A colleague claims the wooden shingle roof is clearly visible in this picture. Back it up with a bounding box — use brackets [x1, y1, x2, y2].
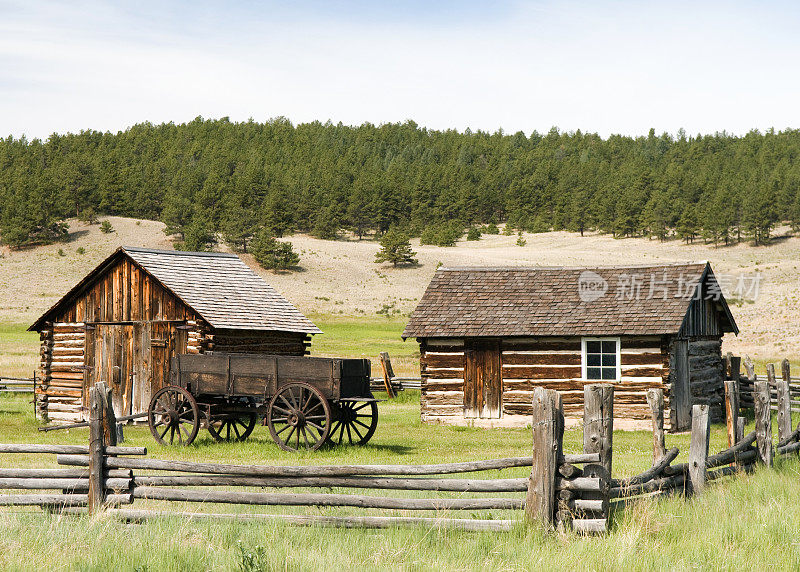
[403, 263, 738, 339]
[31, 247, 320, 334]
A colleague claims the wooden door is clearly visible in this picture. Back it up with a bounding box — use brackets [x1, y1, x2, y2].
[464, 340, 502, 419]
[147, 322, 188, 411]
[92, 324, 135, 417]
[672, 339, 691, 431]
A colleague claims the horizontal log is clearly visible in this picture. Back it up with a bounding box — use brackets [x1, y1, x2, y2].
[502, 353, 581, 366]
[501, 340, 580, 352]
[97, 508, 516, 532]
[58, 453, 598, 476]
[611, 447, 680, 488]
[620, 352, 663, 366]
[0, 468, 130, 479]
[0, 478, 89, 489]
[777, 440, 800, 456]
[610, 473, 686, 498]
[501, 366, 582, 380]
[131, 475, 529, 492]
[0, 444, 145, 455]
[132, 487, 525, 511]
[420, 354, 465, 368]
[556, 477, 605, 492]
[568, 499, 605, 512]
[0, 493, 130, 506]
[571, 519, 608, 534]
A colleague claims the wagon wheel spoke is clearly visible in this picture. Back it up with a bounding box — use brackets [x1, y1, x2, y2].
[272, 405, 292, 416]
[350, 422, 364, 441]
[305, 401, 323, 416]
[279, 395, 295, 413]
[307, 420, 324, 432]
[275, 423, 291, 436]
[352, 403, 371, 413]
[353, 419, 371, 431]
[159, 424, 170, 440]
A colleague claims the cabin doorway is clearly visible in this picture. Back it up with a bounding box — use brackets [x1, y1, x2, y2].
[90, 324, 136, 417]
[464, 340, 502, 418]
[672, 339, 691, 431]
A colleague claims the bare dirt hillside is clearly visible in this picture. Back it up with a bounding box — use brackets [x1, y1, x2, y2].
[1, 217, 798, 361]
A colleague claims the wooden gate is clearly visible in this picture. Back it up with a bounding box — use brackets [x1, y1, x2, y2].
[464, 340, 502, 419]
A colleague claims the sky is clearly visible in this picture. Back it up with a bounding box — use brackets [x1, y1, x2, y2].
[1, 0, 800, 140]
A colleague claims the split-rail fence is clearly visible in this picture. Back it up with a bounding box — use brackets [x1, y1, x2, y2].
[1, 366, 799, 533]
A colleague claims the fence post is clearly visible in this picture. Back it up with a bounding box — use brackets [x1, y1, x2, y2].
[724, 379, 739, 448]
[688, 404, 710, 494]
[646, 388, 666, 464]
[581, 384, 613, 533]
[526, 387, 563, 530]
[754, 380, 773, 467]
[583, 384, 614, 476]
[773, 363, 792, 443]
[87, 385, 104, 514]
[379, 352, 396, 399]
[729, 356, 741, 384]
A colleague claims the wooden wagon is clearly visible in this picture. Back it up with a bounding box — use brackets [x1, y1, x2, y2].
[148, 353, 378, 451]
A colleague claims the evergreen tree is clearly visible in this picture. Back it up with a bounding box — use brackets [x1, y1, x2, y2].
[374, 230, 418, 267]
[251, 230, 300, 270]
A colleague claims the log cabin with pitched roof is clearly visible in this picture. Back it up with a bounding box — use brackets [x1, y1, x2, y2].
[30, 247, 320, 424]
[403, 262, 738, 431]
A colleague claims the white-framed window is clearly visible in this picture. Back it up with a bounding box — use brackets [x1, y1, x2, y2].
[581, 337, 621, 381]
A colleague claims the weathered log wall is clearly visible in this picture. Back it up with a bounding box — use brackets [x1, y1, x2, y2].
[688, 337, 724, 421]
[36, 323, 86, 424]
[419, 336, 670, 428]
[210, 329, 311, 355]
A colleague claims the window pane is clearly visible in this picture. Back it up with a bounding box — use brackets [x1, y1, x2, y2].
[601, 367, 616, 380]
[587, 367, 602, 380]
[602, 340, 617, 354]
[587, 354, 601, 366]
[586, 341, 601, 353]
[602, 354, 616, 366]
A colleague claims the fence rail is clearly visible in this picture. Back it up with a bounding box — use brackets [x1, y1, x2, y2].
[0, 375, 35, 394]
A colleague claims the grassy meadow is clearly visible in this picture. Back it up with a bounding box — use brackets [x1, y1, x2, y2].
[1, 390, 800, 570]
[2, 315, 800, 569]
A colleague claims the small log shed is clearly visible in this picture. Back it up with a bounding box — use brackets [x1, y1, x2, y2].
[30, 247, 320, 424]
[403, 263, 738, 431]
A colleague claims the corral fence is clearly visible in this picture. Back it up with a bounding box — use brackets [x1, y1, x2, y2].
[0, 374, 35, 394]
[1, 374, 798, 534]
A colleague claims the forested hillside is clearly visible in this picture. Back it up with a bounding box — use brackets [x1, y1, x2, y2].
[1, 118, 798, 249]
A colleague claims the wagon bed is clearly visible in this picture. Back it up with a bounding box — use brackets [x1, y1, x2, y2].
[146, 353, 379, 451]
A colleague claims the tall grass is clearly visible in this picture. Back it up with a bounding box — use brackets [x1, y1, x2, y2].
[2, 391, 799, 570]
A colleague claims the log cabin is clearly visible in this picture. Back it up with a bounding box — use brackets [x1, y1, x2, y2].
[30, 247, 320, 424]
[402, 263, 738, 431]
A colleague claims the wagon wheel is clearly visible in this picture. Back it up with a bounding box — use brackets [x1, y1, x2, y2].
[207, 398, 258, 442]
[328, 400, 378, 446]
[266, 382, 331, 452]
[148, 386, 200, 446]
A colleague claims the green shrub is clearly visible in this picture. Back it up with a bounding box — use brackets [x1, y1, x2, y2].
[466, 227, 481, 241]
[251, 230, 300, 270]
[516, 231, 527, 246]
[57, 248, 65, 256]
[100, 220, 114, 234]
[76, 247, 86, 255]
